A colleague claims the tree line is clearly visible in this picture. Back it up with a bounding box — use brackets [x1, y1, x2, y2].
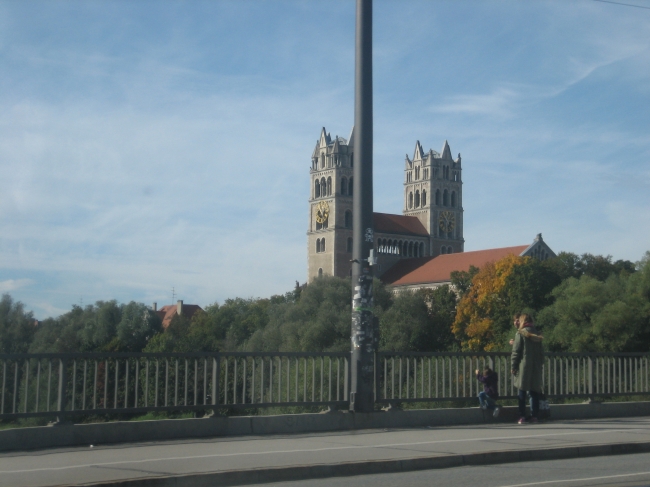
[1, 251, 649, 355]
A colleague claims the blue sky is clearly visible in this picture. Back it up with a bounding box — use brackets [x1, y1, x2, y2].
[1, 0, 649, 319]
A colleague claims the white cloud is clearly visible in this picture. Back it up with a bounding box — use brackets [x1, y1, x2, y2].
[0, 279, 34, 293]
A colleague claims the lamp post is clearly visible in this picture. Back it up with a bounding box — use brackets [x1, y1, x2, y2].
[350, 0, 376, 413]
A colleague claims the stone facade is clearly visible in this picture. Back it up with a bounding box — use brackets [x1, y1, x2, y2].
[307, 127, 464, 282]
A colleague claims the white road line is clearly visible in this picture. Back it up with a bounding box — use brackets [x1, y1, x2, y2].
[0, 427, 644, 475]
[499, 470, 650, 487]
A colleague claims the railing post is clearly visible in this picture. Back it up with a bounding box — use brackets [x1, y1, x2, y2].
[55, 358, 68, 424]
[588, 355, 595, 403]
[210, 355, 220, 417]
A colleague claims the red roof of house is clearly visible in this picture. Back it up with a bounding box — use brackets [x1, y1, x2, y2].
[381, 245, 529, 287]
[373, 212, 428, 236]
[156, 304, 204, 329]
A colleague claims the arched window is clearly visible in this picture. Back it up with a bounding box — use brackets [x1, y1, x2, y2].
[447, 246, 453, 254]
[414, 243, 419, 257]
[341, 177, 347, 195]
[320, 177, 326, 197]
[322, 238, 326, 252]
[419, 242, 425, 256]
[422, 190, 427, 207]
[408, 241, 414, 257]
[327, 177, 332, 196]
[320, 154, 325, 169]
[451, 191, 456, 207]
[316, 220, 322, 230]
[318, 268, 323, 278]
[347, 237, 353, 253]
[415, 190, 420, 208]
[388, 239, 393, 254]
[443, 189, 449, 206]
[435, 190, 440, 206]
[315, 180, 320, 198]
[408, 192, 413, 209]
[316, 239, 321, 253]
[348, 177, 353, 196]
[345, 210, 352, 228]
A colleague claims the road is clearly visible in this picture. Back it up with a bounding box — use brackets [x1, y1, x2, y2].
[1, 417, 650, 486]
[248, 452, 650, 487]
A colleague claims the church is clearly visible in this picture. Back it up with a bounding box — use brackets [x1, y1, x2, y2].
[307, 127, 556, 290]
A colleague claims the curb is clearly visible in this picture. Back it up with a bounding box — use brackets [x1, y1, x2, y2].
[81, 440, 650, 487]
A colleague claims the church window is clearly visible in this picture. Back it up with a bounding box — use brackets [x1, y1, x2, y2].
[348, 177, 353, 196]
[447, 246, 452, 254]
[443, 190, 449, 206]
[316, 239, 321, 253]
[451, 191, 456, 207]
[415, 190, 420, 208]
[408, 241, 413, 257]
[316, 220, 322, 230]
[422, 190, 427, 207]
[327, 177, 332, 196]
[408, 192, 413, 209]
[345, 210, 352, 228]
[420, 242, 425, 256]
[315, 180, 320, 198]
[414, 243, 419, 257]
[341, 177, 347, 195]
[347, 237, 352, 253]
[443, 166, 449, 179]
[435, 190, 440, 206]
[320, 177, 326, 197]
[453, 172, 458, 182]
[318, 268, 323, 278]
[441, 246, 446, 255]
[323, 217, 328, 229]
[320, 154, 325, 169]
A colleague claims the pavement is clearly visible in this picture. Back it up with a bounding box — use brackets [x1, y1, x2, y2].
[2, 416, 650, 487]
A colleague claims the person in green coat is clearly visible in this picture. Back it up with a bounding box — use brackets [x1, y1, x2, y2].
[511, 313, 544, 424]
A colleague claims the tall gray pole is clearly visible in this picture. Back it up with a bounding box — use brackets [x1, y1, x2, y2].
[350, 0, 376, 413]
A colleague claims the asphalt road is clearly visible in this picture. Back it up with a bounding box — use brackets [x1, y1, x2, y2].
[2, 417, 650, 487]
[249, 452, 650, 487]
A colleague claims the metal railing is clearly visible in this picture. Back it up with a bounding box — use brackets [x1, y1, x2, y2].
[0, 352, 349, 420]
[375, 352, 650, 405]
[1, 351, 648, 420]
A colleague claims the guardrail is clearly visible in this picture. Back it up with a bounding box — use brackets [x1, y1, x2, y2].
[375, 352, 650, 405]
[1, 351, 648, 420]
[0, 352, 349, 421]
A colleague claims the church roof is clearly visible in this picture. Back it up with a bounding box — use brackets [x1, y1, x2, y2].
[381, 245, 530, 287]
[373, 212, 429, 236]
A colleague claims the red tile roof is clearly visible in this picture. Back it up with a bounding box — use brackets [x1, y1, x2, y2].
[382, 245, 529, 287]
[156, 304, 204, 329]
[373, 212, 428, 236]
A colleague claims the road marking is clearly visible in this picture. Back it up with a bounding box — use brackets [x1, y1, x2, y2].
[499, 470, 650, 487]
[0, 427, 644, 475]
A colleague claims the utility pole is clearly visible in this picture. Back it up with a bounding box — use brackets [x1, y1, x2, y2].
[350, 0, 376, 413]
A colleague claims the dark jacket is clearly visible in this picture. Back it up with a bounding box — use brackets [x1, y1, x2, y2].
[511, 323, 544, 392]
[476, 370, 499, 399]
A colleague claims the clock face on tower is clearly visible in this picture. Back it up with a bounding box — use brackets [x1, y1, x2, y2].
[439, 211, 455, 233]
[315, 201, 330, 224]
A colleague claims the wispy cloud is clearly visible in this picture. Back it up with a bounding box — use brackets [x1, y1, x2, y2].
[0, 279, 34, 293]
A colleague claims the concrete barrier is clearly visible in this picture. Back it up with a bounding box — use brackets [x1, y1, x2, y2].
[2, 401, 650, 453]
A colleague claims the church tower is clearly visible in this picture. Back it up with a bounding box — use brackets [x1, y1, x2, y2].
[307, 127, 355, 281]
[403, 140, 464, 256]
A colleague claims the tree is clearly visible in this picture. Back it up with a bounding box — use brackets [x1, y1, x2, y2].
[450, 266, 479, 298]
[117, 302, 162, 352]
[538, 256, 650, 352]
[0, 294, 36, 354]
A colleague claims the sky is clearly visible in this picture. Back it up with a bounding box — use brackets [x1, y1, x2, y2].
[1, 0, 649, 319]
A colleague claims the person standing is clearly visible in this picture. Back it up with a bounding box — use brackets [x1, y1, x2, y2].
[511, 313, 544, 424]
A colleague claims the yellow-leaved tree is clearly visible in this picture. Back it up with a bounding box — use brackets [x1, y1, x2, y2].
[452, 254, 529, 351]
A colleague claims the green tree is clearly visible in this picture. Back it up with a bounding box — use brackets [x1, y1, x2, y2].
[0, 294, 36, 353]
[117, 301, 162, 352]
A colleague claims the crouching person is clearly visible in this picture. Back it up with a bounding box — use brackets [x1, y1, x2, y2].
[476, 366, 501, 418]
